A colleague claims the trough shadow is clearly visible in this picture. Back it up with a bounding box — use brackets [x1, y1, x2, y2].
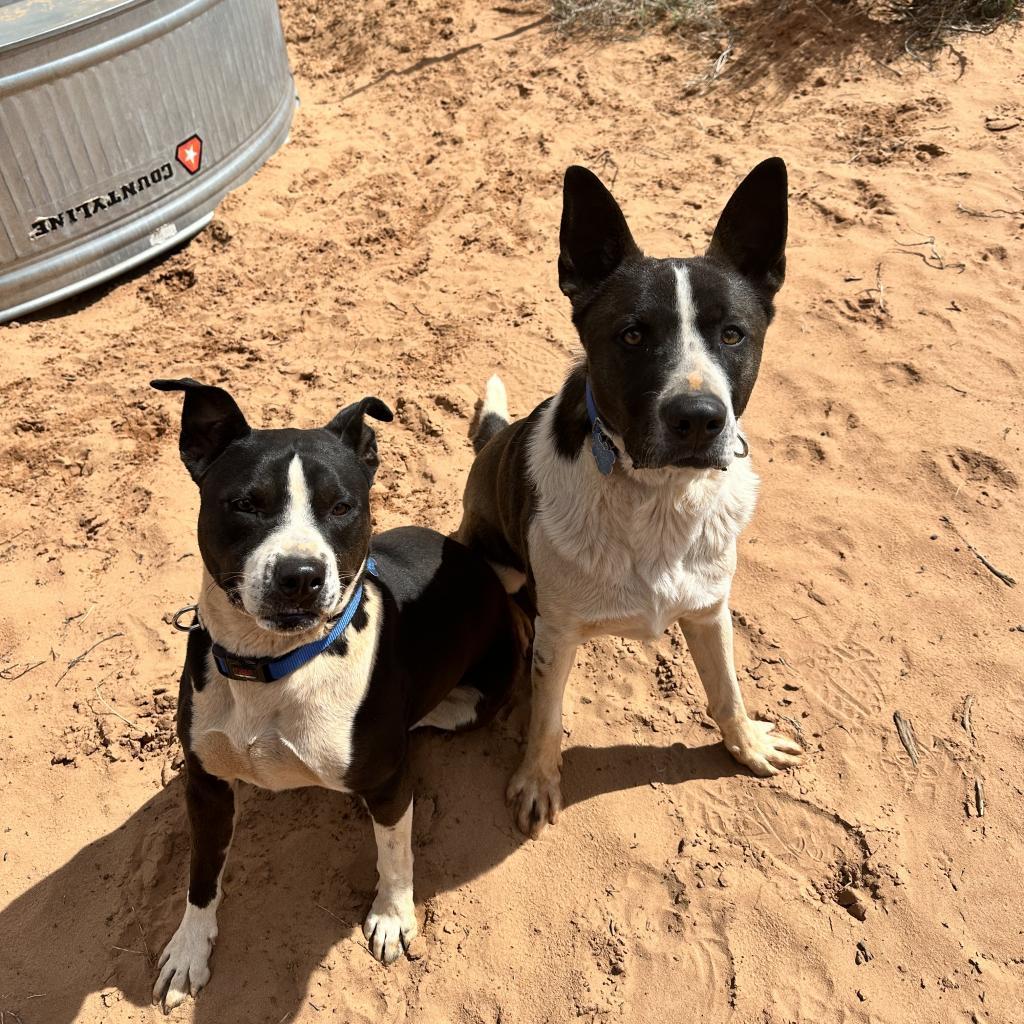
[9, 231, 202, 327]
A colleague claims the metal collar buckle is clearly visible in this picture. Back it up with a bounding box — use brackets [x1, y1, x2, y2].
[171, 604, 199, 632]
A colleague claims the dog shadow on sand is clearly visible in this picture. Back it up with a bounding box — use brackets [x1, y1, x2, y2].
[0, 726, 742, 1023]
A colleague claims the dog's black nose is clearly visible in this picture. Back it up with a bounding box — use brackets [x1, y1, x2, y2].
[273, 556, 326, 606]
[660, 394, 728, 446]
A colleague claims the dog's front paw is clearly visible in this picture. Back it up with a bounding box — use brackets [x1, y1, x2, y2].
[720, 716, 803, 777]
[152, 906, 218, 1013]
[507, 759, 562, 838]
[363, 893, 417, 965]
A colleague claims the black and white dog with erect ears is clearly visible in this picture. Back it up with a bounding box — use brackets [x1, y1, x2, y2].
[150, 379, 520, 1011]
[457, 158, 803, 837]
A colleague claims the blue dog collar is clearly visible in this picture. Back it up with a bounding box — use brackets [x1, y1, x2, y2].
[211, 557, 379, 683]
[585, 379, 618, 476]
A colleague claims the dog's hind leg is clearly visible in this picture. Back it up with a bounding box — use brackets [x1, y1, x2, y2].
[414, 608, 524, 732]
[414, 686, 485, 731]
[489, 562, 527, 596]
[679, 602, 803, 776]
[153, 755, 236, 1012]
[506, 615, 578, 838]
[362, 771, 417, 965]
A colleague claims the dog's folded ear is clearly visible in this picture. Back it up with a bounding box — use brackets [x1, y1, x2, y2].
[706, 157, 788, 302]
[325, 397, 394, 484]
[559, 165, 641, 302]
[151, 378, 251, 483]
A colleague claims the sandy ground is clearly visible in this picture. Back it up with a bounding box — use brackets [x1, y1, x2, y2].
[2, 2, 1023, 1022]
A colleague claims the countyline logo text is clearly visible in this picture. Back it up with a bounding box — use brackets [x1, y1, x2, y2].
[29, 161, 175, 240]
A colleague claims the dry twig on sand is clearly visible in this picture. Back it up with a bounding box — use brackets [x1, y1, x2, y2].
[130, 904, 154, 966]
[857, 261, 888, 315]
[956, 201, 1024, 218]
[56, 632, 124, 684]
[893, 711, 920, 765]
[940, 516, 1017, 588]
[0, 527, 31, 550]
[0, 660, 44, 681]
[892, 235, 966, 273]
[961, 694, 976, 740]
[89, 676, 144, 735]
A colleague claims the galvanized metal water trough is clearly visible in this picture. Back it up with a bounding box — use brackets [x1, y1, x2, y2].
[0, 0, 296, 322]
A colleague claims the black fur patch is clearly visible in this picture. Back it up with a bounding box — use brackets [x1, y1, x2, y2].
[458, 402, 547, 587]
[176, 627, 234, 910]
[182, 624, 212, 696]
[551, 364, 590, 462]
[350, 600, 369, 634]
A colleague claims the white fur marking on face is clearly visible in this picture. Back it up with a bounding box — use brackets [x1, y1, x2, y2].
[665, 265, 734, 419]
[240, 454, 341, 618]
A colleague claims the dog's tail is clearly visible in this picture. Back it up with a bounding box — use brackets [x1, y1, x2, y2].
[471, 374, 510, 454]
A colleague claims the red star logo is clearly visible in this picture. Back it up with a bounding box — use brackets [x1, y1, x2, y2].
[175, 135, 203, 175]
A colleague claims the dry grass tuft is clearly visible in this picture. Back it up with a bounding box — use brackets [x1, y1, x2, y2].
[884, 0, 1021, 51]
[551, 0, 1020, 55]
[551, 0, 722, 36]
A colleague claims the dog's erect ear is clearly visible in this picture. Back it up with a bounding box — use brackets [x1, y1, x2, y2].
[558, 165, 641, 301]
[325, 397, 393, 483]
[706, 157, 788, 299]
[150, 378, 251, 483]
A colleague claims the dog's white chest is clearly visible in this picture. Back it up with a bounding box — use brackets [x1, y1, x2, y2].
[531, 512, 735, 641]
[594, 550, 727, 640]
[528, 411, 758, 640]
[193, 710, 342, 792]
[190, 595, 380, 792]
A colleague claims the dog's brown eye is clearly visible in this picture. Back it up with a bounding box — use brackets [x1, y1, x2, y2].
[722, 326, 745, 346]
[231, 498, 256, 514]
[621, 327, 643, 346]
[331, 501, 352, 517]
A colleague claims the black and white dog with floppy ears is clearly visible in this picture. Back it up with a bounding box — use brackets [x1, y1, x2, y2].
[457, 158, 803, 837]
[150, 379, 520, 1011]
